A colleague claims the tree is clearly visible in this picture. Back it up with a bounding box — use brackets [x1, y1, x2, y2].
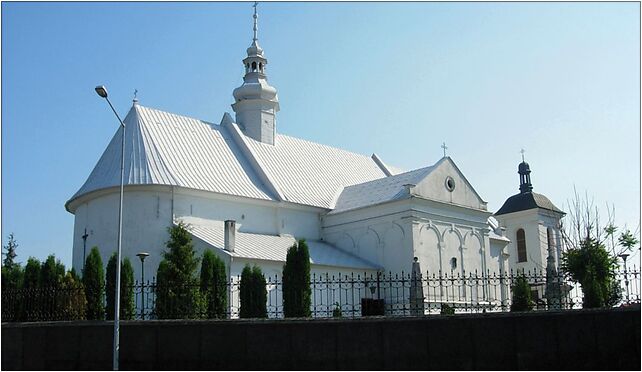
[59, 271, 87, 321]
[282, 239, 311, 318]
[559, 190, 635, 308]
[561, 237, 619, 308]
[155, 222, 203, 319]
[83, 247, 105, 320]
[511, 275, 534, 312]
[106, 253, 135, 320]
[40, 255, 66, 320]
[200, 250, 228, 319]
[239, 264, 267, 318]
[21, 257, 41, 321]
[2, 233, 18, 269]
[40, 255, 65, 288]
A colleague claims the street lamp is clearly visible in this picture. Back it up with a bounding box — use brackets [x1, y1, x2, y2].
[95, 85, 125, 371]
[618, 253, 630, 303]
[136, 252, 150, 319]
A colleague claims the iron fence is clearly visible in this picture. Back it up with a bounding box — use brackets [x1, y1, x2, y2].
[2, 268, 639, 322]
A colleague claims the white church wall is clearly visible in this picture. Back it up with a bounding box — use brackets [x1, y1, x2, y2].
[71, 189, 174, 283]
[71, 186, 324, 282]
[495, 208, 564, 276]
[322, 200, 416, 275]
[412, 159, 487, 211]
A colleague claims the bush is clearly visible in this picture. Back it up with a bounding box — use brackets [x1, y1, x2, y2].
[440, 303, 455, 315]
[239, 264, 267, 318]
[83, 247, 105, 320]
[106, 253, 135, 320]
[20, 257, 41, 321]
[332, 303, 342, 318]
[59, 271, 87, 320]
[282, 239, 311, 318]
[40, 255, 66, 320]
[511, 275, 533, 312]
[155, 222, 203, 319]
[561, 237, 619, 308]
[200, 250, 228, 319]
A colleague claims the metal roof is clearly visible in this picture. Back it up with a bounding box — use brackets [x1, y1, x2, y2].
[494, 191, 565, 216]
[329, 165, 436, 214]
[184, 221, 380, 270]
[244, 132, 388, 209]
[68, 104, 397, 210]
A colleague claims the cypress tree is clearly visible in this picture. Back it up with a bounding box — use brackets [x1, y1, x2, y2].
[21, 257, 41, 321]
[155, 222, 203, 319]
[240, 264, 267, 318]
[106, 254, 135, 320]
[200, 250, 228, 319]
[41, 255, 66, 320]
[511, 275, 534, 312]
[41, 254, 65, 288]
[83, 247, 105, 320]
[282, 239, 311, 317]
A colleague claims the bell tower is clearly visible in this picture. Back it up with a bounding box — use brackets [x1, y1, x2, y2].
[231, 2, 280, 145]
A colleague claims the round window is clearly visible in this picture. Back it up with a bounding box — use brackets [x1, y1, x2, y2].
[445, 176, 456, 192]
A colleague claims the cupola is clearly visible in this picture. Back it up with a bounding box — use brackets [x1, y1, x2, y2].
[231, 2, 280, 145]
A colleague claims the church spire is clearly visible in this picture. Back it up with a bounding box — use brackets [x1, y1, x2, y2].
[231, 1, 280, 145]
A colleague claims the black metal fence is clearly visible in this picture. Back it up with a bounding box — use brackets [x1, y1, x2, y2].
[2, 268, 639, 322]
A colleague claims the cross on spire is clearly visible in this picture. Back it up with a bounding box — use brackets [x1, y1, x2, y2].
[441, 142, 448, 157]
[252, 2, 259, 42]
[520, 148, 525, 162]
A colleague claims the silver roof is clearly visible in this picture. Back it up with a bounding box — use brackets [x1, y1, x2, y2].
[67, 104, 394, 210]
[185, 221, 380, 270]
[330, 165, 436, 214]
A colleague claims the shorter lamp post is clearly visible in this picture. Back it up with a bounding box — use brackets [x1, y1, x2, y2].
[618, 253, 630, 303]
[136, 252, 150, 319]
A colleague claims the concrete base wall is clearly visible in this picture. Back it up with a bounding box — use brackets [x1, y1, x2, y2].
[2, 306, 639, 370]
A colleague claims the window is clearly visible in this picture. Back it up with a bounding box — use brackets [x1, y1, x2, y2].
[252, 62, 257, 72]
[516, 228, 527, 263]
[450, 257, 457, 271]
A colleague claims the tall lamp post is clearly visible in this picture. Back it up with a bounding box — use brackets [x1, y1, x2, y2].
[136, 252, 149, 320]
[95, 85, 125, 371]
[619, 253, 630, 303]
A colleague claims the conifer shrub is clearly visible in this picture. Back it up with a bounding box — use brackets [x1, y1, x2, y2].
[59, 271, 87, 320]
[155, 222, 203, 319]
[21, 257, 41, 321]
[239, 264, 267, 318]
[83, 247, 105, 320]
[282, 239, 311, 318]
[511, 275, 534, 312]
[200, 250, 228, 319]
[40, 255, 66, 320]
[106, 253, 135, 320]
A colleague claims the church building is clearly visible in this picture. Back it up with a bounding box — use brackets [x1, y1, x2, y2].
[65, 5, 564, 312]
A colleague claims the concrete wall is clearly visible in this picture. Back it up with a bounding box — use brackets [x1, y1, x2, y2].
[3, 306, 639, 370]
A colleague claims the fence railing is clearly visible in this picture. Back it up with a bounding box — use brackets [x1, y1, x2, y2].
[2, 268, 639, 322]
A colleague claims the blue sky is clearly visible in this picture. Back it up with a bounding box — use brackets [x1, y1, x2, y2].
[2, 2, 640, 267]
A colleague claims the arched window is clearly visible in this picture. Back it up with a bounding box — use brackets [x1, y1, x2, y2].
[259, 62, 263, 72]
[251, 62, 257, 72]
[516, 228, 527, 263]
